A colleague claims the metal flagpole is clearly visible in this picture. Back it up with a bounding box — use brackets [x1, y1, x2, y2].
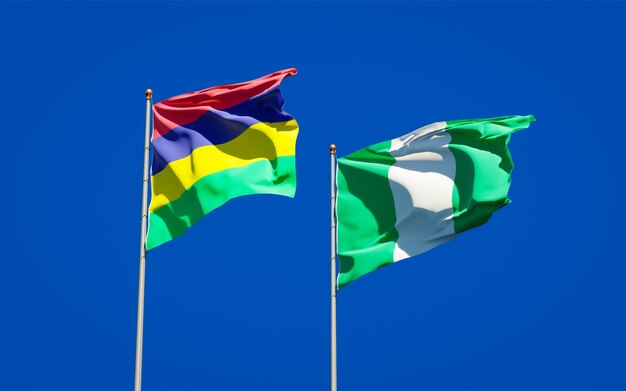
[134, 88, 152, 391]
[330, 144, 338, 391]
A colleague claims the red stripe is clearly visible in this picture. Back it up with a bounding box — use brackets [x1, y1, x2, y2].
[152, 68, 297, 140]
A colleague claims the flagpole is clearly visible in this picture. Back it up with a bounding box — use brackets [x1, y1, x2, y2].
[134, 88, 152, 391]
[330, 144, 338, 391]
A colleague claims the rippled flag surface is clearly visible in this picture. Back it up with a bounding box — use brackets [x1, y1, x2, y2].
[336, 115, 534, 288]
[147, 69, 298, 249]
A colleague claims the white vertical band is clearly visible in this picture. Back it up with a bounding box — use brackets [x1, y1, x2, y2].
[387, 122, 457, 262]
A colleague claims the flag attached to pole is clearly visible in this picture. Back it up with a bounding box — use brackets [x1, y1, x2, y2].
[147, 69, 299, 249]
[336, 115, 534, 288]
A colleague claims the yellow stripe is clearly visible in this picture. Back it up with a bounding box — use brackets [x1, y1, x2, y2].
[150, 120, 298, 212]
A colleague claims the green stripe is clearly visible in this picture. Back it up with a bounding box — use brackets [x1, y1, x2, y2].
[336, 140, 398, 289]
[146, 156, 296, 250]
[447, 115, 534, 233]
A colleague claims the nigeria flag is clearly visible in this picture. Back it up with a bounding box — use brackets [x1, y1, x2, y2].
[336, 115, 534, 288]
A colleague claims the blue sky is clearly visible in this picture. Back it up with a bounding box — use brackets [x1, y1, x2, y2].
[1, 2, 625, 390]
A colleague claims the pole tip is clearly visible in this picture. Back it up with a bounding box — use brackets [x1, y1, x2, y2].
[329, 144, 336, 154]
[145, 89, 153, 100]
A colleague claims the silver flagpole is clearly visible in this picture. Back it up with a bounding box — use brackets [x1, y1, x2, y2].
[330, 144, 338, 391]
[134, 88, 152, 391]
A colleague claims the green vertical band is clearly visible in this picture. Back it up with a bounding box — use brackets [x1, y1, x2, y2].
[447, 115, 535, 233]
[336, 140, 398, 289]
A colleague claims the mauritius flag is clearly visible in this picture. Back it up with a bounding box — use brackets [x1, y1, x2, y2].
[336, 115, 535, 288]
[147, 69, 298, 250]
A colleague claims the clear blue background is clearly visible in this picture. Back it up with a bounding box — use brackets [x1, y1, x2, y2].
[1, 2, 625, 390]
